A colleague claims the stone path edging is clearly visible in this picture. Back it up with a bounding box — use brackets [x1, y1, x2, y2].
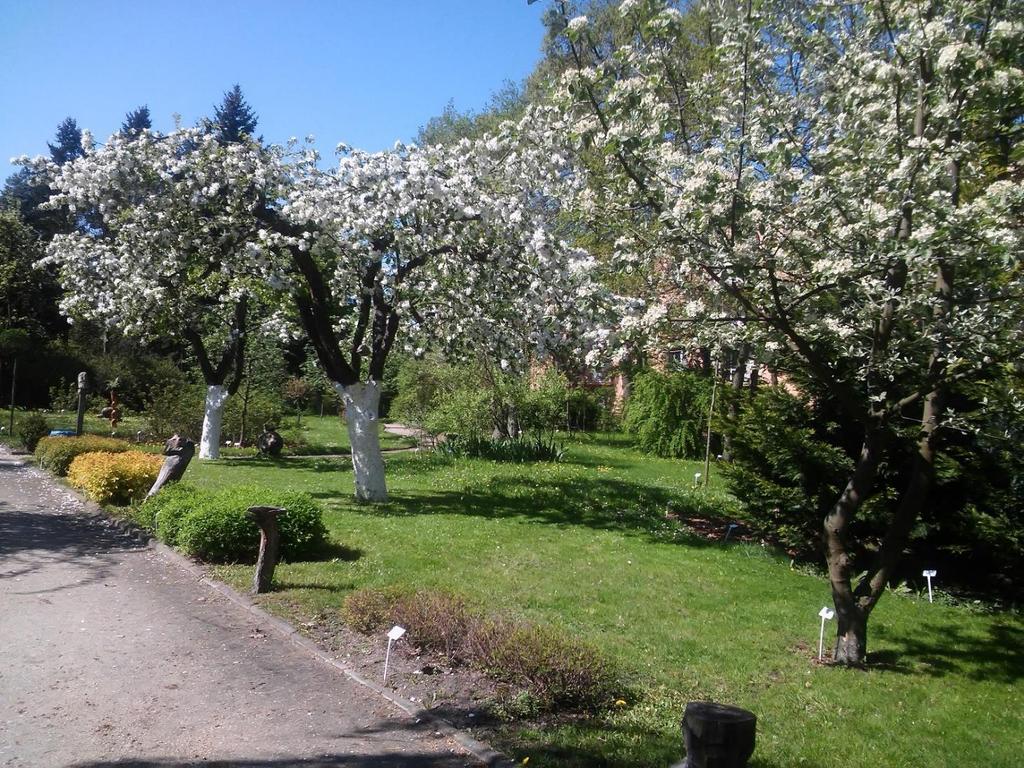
[11, 450, 513, 768]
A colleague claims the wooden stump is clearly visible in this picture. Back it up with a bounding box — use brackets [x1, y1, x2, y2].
[146, 435, 196, 498]
[680, 701, 756, 768]
[247, 506, 284, 594]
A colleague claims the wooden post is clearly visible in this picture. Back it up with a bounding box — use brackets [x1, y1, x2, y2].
[7, 357, 16, 437]
[247, 505, 284, 594]
[76, 372, 88, 436]
[680, 701, 756, 768]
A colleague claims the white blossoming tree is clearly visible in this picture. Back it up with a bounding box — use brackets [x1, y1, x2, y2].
[37, 129, 280, 458]
[558, 0, 1024, 663]
[36, 113, 611, 498]
[256, 122, 610, 501]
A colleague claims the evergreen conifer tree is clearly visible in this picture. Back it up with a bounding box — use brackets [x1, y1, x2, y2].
[120, 105, 152, 138]
[212, 85, 258, 144]
[47, 117, 83, 165]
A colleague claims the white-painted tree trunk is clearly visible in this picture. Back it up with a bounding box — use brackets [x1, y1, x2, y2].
[199, 384, 229, 460]
[335, 380, 387, 502]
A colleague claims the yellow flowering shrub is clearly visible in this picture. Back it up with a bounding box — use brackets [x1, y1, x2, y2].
[35, 436, 130, 476]
[67, 451, 163, 505]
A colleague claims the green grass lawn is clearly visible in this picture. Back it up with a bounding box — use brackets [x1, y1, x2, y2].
[179, 433, 1021, 767]
[272, 413, 417, 454]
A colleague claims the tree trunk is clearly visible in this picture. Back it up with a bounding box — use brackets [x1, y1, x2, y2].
[335, 380, 387, 502]
[823, 432, 881, 665]
[248, 505, 283, 594]
[239, 360, 252, 448]
[833, 605, 868, 665]
[199, 384, 229, 460]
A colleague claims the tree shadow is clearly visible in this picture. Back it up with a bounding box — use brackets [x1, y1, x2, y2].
[308, 541, 363, 562]
[0, 482, 147, 593]
[357, 473, 722, 549]
[494, 716, 683, 768]
[868, 620, 1024, 683]
[270, 580, 355, 594]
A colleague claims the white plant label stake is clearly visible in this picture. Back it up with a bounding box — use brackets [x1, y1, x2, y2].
[383, 625, 406, 686]
[818, 607, 835, 661]
[922, 570, 937, 603]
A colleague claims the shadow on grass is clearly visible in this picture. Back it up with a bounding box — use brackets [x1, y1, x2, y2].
[312, 541, 363, 562]
[497, 716, 826, 768]
[869, 620, 1024, 683]
[499, 717, 682, 768]
[271, 580, 355, 594]
[338, 473, 726, 549]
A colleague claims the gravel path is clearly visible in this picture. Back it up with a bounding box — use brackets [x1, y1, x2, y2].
[0, 452, 481, 768]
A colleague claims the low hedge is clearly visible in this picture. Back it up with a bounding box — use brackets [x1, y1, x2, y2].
[35, 435, 131, 476]
[141, 484, 327, 563]
[17, 413, 50, 452]
[343, 587, 627, 714]
[136, 482, 201, 542]
[67, 450, 163, 505]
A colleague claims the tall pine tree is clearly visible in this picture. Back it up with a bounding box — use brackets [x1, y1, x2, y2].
[120, 105, 152, 138]
[47, 117, 83, 165]
[212, 85, 257, 144]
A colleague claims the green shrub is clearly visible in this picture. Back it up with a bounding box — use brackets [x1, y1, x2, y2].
[141, 482, 202, 541]
[720, 387, 853, 555]
[16, 412, 49, 452]
[436, 434, 564, 463]
[623, 370, 714, 458]
[35, 435, 131, 475]
[174, 486, 327, 563]
[223, 388, 283, 447]
[341, 587, 624, 713]
[67, 451, 163, 505]
[393, 358, 598, 443]
[146, 381, 205, 442]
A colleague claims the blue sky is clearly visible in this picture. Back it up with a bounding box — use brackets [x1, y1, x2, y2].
[0, 0, 549, 176]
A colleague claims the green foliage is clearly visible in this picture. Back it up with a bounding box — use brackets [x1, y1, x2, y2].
[168, 486, 327, 563]
[720, 387, 852, 555]
[48, 378, 80, 412]
[145, 380, 204, 441]
[0, 327, 32, 356]
[393, 357, 603, 447]
[623, 370, 713, 459]
[224, 387, 283, 446]
[35, 435, 130, 475]
[342, 587, 624, 713]
[416, 81, 526, 146]
[120, 105, 151, 138]
[141, 482, 202, 542]
[0, 211, 61, 340]
[211, 85, 258, 144]
[437, 434, 565, 463]
[16, 412, 48, 451]
[911, 376, 1024, 593]
[48, 117, 83, 165]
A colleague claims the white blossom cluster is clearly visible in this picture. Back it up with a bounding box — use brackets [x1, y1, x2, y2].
[31, 129, 284, 341]
[28, 111, 617, 383]
[557, 0, 1024, 408]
